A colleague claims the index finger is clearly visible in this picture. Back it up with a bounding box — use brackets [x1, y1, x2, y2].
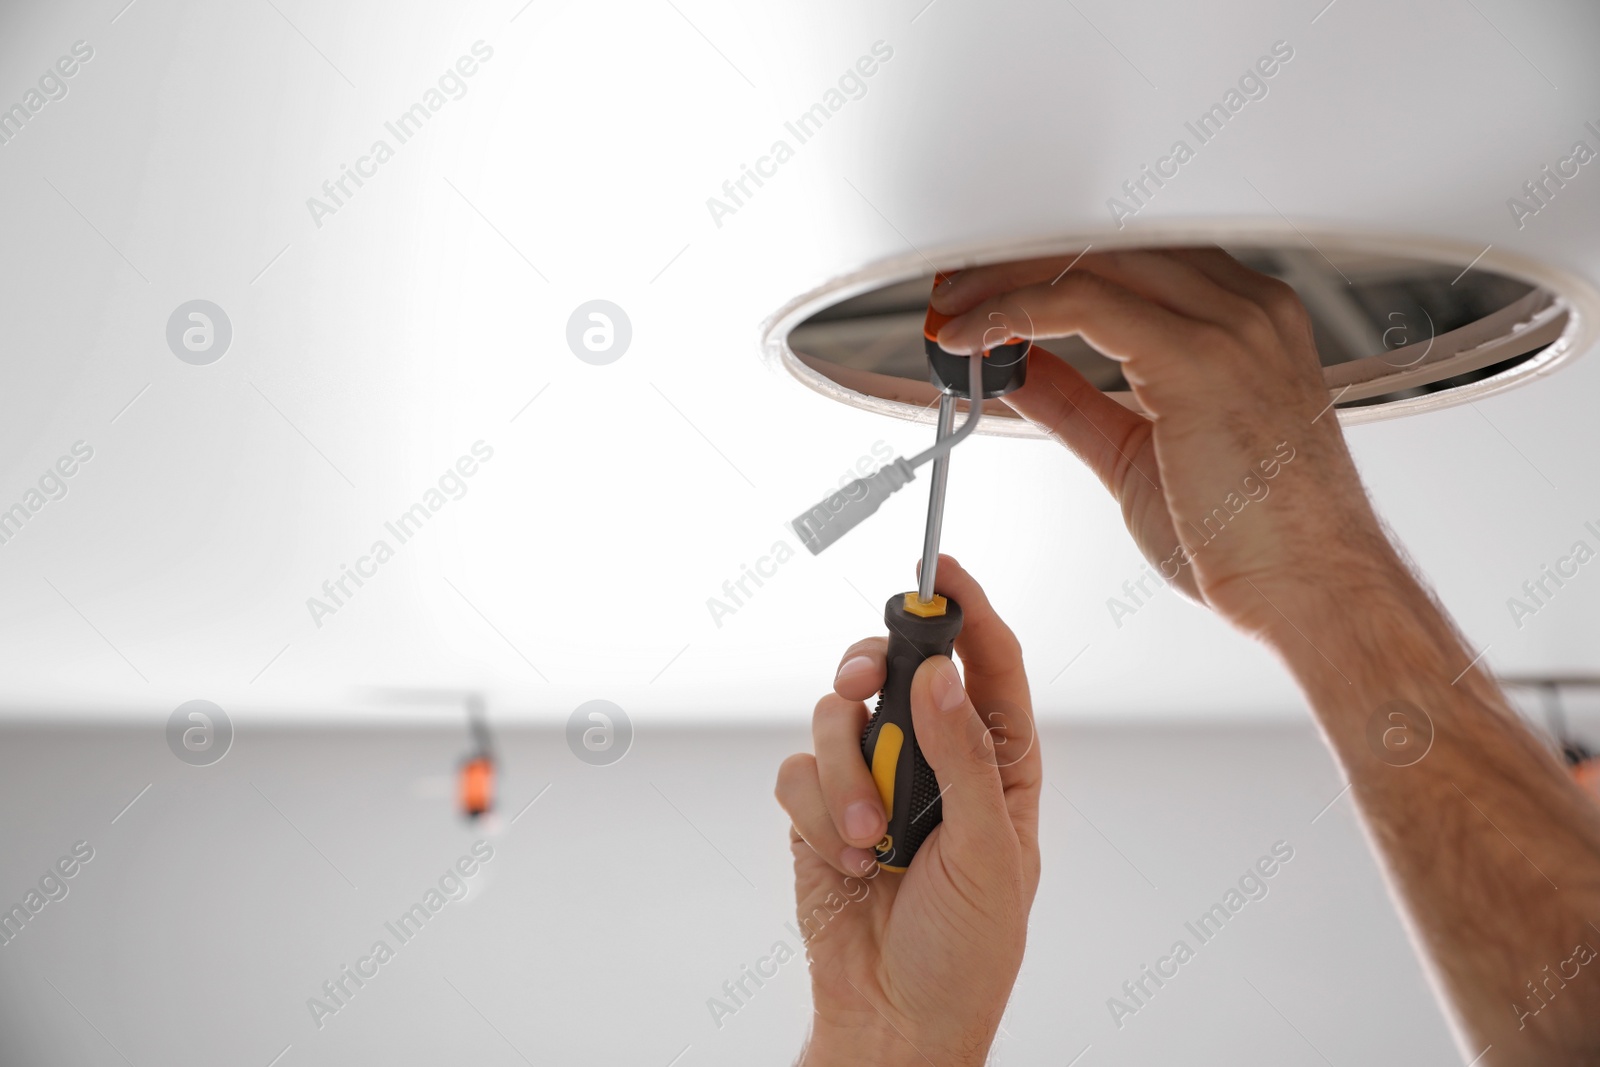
[833, 636, 887, 703]
[931, 255, 1090, 316]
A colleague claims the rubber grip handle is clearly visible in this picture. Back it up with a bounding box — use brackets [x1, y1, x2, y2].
[860, 593, 963, 870]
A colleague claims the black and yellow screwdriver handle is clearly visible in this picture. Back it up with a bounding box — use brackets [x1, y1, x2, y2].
[860, 592, 964, 871]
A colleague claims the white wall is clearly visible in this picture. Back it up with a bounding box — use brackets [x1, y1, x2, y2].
[0, 721, 1467, 1065]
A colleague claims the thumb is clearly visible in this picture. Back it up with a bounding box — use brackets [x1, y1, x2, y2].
[1004, 350, 1199, 603]
[910, 656, 1012, 857]
[1002, 346, 1156, 501]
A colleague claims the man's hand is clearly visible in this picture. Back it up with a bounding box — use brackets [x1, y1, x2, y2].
[775, 556, 1040, 1067]
[933, 248, 1392, 633]
[936, 248, 1600, 1066]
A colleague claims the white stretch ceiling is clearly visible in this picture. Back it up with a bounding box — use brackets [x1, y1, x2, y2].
[0, 0, 1596, 721]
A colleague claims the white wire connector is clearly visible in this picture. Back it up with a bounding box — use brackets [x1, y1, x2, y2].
[789, 352, 984, 556]
[790, 456, 916, 556]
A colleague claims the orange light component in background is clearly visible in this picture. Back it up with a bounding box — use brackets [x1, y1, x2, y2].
[459, 755, 494, 818]
[1575, 759, 1600, 804]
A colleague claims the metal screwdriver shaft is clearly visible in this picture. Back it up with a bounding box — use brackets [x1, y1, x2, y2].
[917, 391, 957, 603]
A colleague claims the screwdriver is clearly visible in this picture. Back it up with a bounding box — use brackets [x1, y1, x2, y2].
[858, 276, 1030, 870]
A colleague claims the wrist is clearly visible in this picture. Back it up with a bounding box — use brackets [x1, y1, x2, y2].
[1252, 550, 1499, 730]
[1248, 543, 1422, 667]
[1191, 469, 1405, 642]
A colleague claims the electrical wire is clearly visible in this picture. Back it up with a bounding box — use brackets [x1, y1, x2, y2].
[788, 352, 987, 556]
[907, 352, 984, 469]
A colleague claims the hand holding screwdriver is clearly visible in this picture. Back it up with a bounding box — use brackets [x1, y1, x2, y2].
[789, 274, 1030, 872]
[775, 556, 1041, 1067]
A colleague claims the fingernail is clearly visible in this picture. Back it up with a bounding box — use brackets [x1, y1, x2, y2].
[844, 801, 880, 841]
[932, 660, 966, 712]
[840, 846, 877, 873]
[835, 655, 875, 688]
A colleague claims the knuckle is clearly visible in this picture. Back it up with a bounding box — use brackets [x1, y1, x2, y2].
[1055, 268, 1102, 299]
[841, 637, 880, 661]
[1191, 321, 1240, 357]
[775, 752, 815, 799]
[813, 693, 865, 736]
[1259, 278, 1309, 328]
[989, 620, 1025, 663]
[965, 629, 1024, 677]
[1257, 276, 1299, 311]
[1234, 302, 1279, 350]
[964, 718, 999, 766]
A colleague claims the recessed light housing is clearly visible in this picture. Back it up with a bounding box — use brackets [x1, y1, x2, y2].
[763, 230, 1600, 433]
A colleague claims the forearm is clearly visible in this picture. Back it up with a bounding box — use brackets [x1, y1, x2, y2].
[798, 1020, 991, 1067]
[1264, 546, 1600, 1065]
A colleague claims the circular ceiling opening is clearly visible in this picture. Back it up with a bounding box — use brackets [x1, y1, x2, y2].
[764, 237, 1597, 434]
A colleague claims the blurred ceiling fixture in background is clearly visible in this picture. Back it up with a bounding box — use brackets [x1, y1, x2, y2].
[365, 688, 498, 820]
[1503, 676, 1600, 802]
